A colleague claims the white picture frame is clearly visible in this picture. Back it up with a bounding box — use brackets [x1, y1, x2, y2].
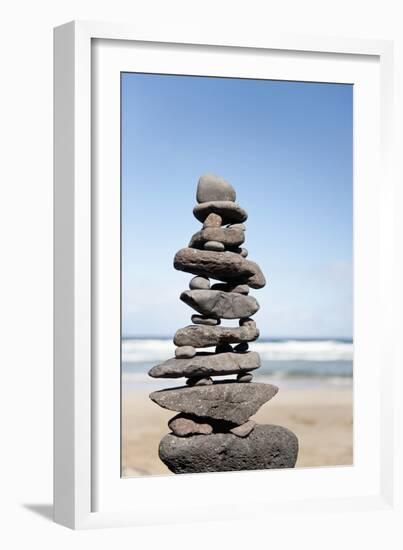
[54, 20, 398, 530]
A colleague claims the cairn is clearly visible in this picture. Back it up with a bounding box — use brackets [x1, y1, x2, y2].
[149, 174, 298, 473]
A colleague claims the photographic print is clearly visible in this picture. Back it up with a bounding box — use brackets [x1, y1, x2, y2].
[121, 73, 353, 477]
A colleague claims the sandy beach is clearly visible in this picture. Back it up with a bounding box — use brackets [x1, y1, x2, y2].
[122, 384, 353, 477]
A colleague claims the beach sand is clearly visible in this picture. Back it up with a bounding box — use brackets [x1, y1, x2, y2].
[122, 384, 353, 477]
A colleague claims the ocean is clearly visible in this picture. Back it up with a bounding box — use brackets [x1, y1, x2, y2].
[122, 338, 353, 391]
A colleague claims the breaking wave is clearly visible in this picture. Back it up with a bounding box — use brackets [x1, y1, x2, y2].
[122, 338, 353, 363]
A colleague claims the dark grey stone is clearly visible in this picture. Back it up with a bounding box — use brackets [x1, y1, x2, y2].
[180, 289, 259, 319]
[196, 174, 236, 203]
[234, 342, 250, 353]
[149, 351, 261, 379]
[189, 276, 210, 290]
[159, 424, 299, 473]
[215, 343, 233, 353]
[189, 226, 245, 248]
[191, 314, 220, 326]
[174, 321, 259, 348]
[204, 240, 225, 251]
[174, 248, 266, 289]
[149, 382, 278, 424]
[193, 201, 247, 225]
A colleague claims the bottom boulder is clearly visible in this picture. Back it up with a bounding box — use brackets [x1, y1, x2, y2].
[159, 424, 298, 474]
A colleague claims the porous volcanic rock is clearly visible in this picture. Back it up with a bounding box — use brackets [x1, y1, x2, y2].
[159, 424, 299, 473]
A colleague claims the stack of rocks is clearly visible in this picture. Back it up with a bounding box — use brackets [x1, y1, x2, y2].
[149, 174, 298, 473]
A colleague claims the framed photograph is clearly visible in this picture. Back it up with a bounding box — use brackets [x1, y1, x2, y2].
[54, 21, 397, 529]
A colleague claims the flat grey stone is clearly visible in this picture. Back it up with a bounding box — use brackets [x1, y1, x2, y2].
[204, 240, 225, 251]
[189, 226, 245, 248]
[175, 346, 196, 358]
[196, 173, 236, 203]
[168, 414, 213, 436]
[174, 248, 266, 289]
[180, 289, 259, 319]
[230, 419, 256, 437]
[149, 351, 261, 379]
[149, 381, 277, 424]
[174, 322, 259, 348]
[159, 424, 298, 473]
[189, 276, 210, 290]
[193, 201, 247, 224]
[191, 314, 220, 326]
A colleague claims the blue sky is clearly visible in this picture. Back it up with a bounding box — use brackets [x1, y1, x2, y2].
[121, 73, 352, 338]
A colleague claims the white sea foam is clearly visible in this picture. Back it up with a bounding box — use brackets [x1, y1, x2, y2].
[122, 338, 353, 363]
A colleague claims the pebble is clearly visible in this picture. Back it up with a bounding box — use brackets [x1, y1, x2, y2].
[189, 276, 210, 290]
[240, 248, 248, 258]
[230, 420, 256, 437]
[204, 240, 225, 251]
[175, 346, 196, 358]
[237, 372, 253, 383]
[234, 342, 249, 353]
[191, 314, 220, 326]
[203, 213, 222, 228]
[215, 343, 233, 354]
[168, 414, 213, 436]
[186, 376, 213, 386]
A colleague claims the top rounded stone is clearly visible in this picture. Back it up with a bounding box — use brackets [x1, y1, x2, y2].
[196, 173, 236, 203]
